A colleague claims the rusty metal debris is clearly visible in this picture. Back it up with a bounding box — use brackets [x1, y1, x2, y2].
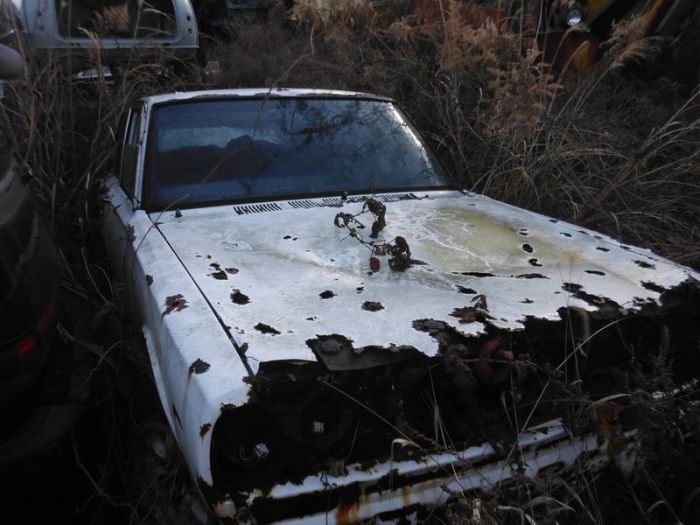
[308, 334, 421, 371]
[333, 200, 415, 272]
[363, 198, 386, 238]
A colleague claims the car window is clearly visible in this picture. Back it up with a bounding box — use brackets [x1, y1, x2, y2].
[55, 0, 177, 39]
[145, 98, 449, 210]
[120, 108, 141, 199]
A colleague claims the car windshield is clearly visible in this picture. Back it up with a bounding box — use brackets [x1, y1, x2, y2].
[145, 97, 449, 209]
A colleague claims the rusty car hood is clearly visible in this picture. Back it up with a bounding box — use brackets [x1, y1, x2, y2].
[153, 190, 698, 373]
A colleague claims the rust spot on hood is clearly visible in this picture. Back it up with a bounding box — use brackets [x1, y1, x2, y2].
[231, 290, 250, 305]
[208, 263, 229, 279]
[163, 294, 188, 316]
[255, 323, 281, 335]
[189, 358, 211, 376]
[362, 301, 384, 312]
[459, 271, 495, 277]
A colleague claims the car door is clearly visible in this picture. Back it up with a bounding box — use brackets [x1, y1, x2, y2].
[102, 105, 144, 289]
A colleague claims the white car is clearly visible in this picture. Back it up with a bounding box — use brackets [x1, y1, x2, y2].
[102, 88, 700, 523]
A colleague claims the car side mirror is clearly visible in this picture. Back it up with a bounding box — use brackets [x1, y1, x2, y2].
[0, 43, 23, 80]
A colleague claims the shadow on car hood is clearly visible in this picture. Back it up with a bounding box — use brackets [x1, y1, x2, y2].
[153, 190, 698, 373]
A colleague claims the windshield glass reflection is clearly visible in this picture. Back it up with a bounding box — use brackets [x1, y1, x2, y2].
[147, 98, 448, 209]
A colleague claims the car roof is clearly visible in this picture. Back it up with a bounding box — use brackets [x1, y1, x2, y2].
[143, 88, 394, 107]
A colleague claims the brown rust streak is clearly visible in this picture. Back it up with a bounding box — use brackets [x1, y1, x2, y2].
[335, 480, 443, 524]
[335, 499, 361, 525]
[402, 486, 411, 508]
[644, 0, 671, 34]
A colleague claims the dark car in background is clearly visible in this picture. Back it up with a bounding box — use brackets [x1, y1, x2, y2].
[0, 155, 60, 440]
[0, 43, 85, 493]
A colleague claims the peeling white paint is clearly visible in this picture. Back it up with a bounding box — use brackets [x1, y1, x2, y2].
[104, 181, 698, 513]
[155, 190, 698, 372]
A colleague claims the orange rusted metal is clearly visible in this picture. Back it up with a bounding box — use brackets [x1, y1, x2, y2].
[335, 498, 361, 525]
[644, 0, 672, 34]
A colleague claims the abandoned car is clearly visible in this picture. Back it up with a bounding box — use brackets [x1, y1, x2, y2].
[102, 88, 700, 523]
[0, 0, 198, 61]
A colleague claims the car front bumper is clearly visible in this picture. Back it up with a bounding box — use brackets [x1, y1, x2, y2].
[213, 419, 627, 524]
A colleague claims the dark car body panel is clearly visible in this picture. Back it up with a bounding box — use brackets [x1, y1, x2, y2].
[0, 156, 85, 465]
[0, 156, 57, 414]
